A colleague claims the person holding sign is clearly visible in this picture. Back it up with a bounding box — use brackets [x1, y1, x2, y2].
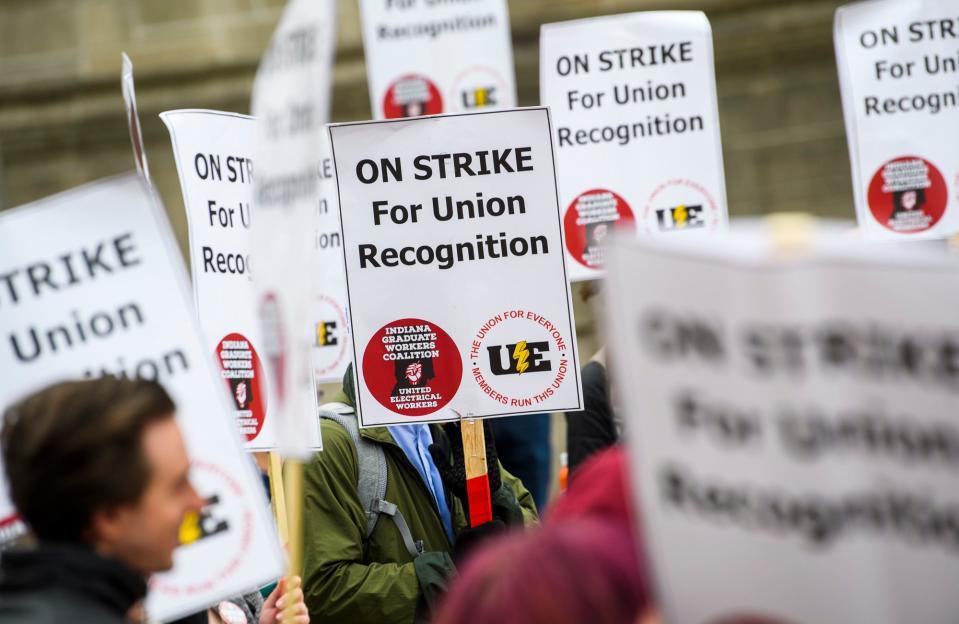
[0, 377, 204, 623]
[301, 366, 538, 623]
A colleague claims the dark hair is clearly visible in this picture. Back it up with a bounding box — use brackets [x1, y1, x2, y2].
[1, 377, 176, 541]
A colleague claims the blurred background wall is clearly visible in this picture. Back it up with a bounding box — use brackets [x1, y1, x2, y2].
[0, 0, 851, 476]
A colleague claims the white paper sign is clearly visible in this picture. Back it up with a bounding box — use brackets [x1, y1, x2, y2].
[330, 108, 583, 427]
[0, 175, 284, 621]
[161, 109, 323, 450]
[312, 133, 352, 384]
[835, 0, 959, 241]
[251, 0, 336, 457]
[606, 232, 959, 624]
[359, 0, 516, 120]
[121, 53, 150, 180]
[540, 11, 728, 281]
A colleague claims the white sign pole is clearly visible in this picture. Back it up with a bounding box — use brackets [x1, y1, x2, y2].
[160, 109, 323, 450]
[541, 11, 728, 281]
[606, 231, 959, 624]
[329, 108, 583, 428]
[835, 0, 959, 240]
[0, 175, 285, 621]
[359, 0, 516, 119]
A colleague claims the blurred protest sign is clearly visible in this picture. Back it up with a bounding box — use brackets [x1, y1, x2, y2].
[121, 53, 150, 180]
[359, 0, 516, 119]
[541, 11, 728, 281]
[0, 174, 284, 621]
[251, 0, 336, 458]
[836, 0, 959, 241]
[329, 108, 582, 427]
[161, 109, 323, 450]
[606, 226, 959, 623]
[312, 134, 352, 384]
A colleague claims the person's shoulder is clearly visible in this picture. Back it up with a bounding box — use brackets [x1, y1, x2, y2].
[582, 360, 608, 385]
[317, 416, 360, 461]
[0, 588, 124, 624]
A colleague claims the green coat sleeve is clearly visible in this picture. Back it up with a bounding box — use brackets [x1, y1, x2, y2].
[498, 462, 540, 526]
[302, 419, 422, 623]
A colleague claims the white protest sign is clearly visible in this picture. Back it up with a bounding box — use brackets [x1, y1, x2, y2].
[160, 109, 323, 450]
[330, 108, 583, 427]
[251, 0, 336, 457]
[606, 231, 959, 624]
[835, 0, 959, 241]
[0, 175, 284, 621]
[313, 133, 352, 384]
[121, 53, 150, 180]
[359, 0, 516, 119]
[540, 11, 728, 281]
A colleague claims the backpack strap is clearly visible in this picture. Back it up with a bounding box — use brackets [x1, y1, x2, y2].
[319, 403, 424, 559]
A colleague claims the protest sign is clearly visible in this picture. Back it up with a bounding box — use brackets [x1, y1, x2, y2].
[313, 133, 351, 384]
[251, 0, 336, 457]
[161, 109, 323, 449]
[0, 174, 285, 621]
[121, 53, 150, 180]
[359, 0, 516, 120]
[540, 11, 728, 281]
[606, 230, 959, 624]
[835, 0, 959, 241]
[329, 108, 583, 427]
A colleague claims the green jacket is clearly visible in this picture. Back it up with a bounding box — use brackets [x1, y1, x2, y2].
[302, 409, 538, 623]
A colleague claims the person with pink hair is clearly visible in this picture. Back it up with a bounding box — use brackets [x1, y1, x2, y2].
[433, 518, 645, 624]
[434, 446, 653, 624]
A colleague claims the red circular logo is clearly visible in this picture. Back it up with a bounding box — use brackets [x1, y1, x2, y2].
[563, 188, 635, 269]
[867, 156, 948, 234]
[383, 74, 443, 119]
[362, 318, 462, 417]
[215, 333, 266, 442]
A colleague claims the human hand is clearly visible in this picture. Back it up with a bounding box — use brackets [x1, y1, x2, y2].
[260, 576, 309, 624]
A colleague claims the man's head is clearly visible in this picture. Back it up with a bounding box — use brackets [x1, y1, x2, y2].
[1, 377, 204, 575]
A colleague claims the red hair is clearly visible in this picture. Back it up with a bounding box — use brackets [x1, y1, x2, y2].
[435, 519, 646, 624]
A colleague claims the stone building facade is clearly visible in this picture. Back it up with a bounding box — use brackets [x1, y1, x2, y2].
[0, 0, 851, 376]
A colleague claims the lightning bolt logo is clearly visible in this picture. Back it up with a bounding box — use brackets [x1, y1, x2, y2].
[316, 322, 327, 347]
[674, 204, 688, 229]
[513, 341, 530, 374]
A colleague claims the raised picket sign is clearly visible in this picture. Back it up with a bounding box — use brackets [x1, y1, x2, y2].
[251, 0, 337, 458]
[329, 107, 583, 428]
[606, 228, 959, 624]
[359, 0, 516, 120]
[312, 132, 352, 385]
[161, 109, 324, 450]
[835, 0, 959, 240]
[540, 11, 728, 281]
[0, 174, 284, 621]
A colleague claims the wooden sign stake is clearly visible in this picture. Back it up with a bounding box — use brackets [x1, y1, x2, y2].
[461, 417, 493, 527]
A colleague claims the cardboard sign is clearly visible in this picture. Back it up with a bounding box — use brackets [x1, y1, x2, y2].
[121, 53, 150, 180]
[605, 231, 959, 624]
[251, 0, 336, 457]
[540, 11, 728, 281]
[161, 109, 323, 450]
[359, 0, 516, 119]
[312, 132, 352, 384]
[0, 175, 285, 621]
[835, 0, 959, 241]
[329, 108, 583, 427]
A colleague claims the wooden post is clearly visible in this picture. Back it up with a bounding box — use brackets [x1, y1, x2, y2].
[267, 451, 289, 546]
[461, 418, 493, 527]
[284, 459, 305, 576]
